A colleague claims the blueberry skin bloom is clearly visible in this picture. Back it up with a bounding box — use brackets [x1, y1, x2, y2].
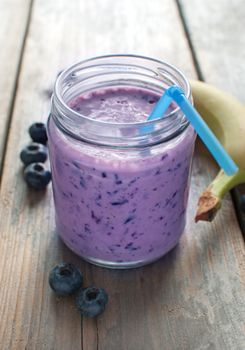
[76, 286, 109, 317]
[29, 122, 48, 144]
[24, 163, 51, 190]
[20, 143, 48, 166]
[49, 263, 83, 296]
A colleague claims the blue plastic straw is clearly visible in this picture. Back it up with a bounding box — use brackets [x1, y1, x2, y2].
[148, 86, 238, 176]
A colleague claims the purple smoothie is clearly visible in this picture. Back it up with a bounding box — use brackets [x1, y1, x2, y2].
[48, 87, 195, 267]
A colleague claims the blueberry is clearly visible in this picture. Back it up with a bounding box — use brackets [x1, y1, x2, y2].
[24, 163, 51, 189]
[76, 286, 108, 317]
[29, 122, 47, 144]
[49, 263, 83, 296]
[20, 143, 48, 166]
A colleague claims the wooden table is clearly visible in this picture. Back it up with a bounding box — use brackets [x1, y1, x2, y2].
[0, 0, 245, 349]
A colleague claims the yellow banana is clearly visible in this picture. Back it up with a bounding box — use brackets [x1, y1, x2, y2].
[190, 80, 245, 222]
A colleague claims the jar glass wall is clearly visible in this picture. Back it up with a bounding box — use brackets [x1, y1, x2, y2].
[48, 55, 196, 268]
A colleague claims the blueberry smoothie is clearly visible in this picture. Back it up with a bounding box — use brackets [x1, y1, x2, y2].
[48, 87, 195, 267]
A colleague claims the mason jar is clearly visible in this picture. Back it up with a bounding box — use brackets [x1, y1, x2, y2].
[48, 54, 196, 268]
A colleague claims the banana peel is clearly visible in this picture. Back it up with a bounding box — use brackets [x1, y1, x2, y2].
[190, 80, 245, 222]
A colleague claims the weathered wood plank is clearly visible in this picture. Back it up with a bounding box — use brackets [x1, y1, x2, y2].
[178, 1, 245, 347]
[178, 0, 245, 102]
[0, 0, 32, 172]
[178, 0, 245, 238]
[178, 0, 245, 225]
[0, 0, 245, 350]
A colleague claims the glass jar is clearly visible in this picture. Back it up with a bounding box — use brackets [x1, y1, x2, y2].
[48, 54, 196, 269]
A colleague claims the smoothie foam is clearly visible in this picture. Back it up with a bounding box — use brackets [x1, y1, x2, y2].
[48, 87, 195, 267]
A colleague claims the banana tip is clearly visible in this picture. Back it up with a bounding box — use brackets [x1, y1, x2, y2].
[195, 190, 221, 222]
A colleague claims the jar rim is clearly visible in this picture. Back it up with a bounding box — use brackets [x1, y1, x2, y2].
[53, 54, 191, 127]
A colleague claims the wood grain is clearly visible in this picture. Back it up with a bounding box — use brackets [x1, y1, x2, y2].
[0, 0, 245, 349]
[178, 0, 245, 102]
[0, 0, 32, 171]
[178, 0, 245, 238]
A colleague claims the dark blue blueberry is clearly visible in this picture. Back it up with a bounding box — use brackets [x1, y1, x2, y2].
[110, 199, 128, 206]
[114, 174, 122, 185]
[101, 172, 107, 178]
[71, 182, 79, 189]
[72, 161, 81, 169]
[24, 163, 51, 190]
[142, 94, 158, 104]
[49, 262, 83, 296]
[107, 190, 119, 196]
[80, 176, 86, 188]
[125, 242, 133, 249]
[76, 286, 108, 317]
[161, 154, 168, 161]
[124, 242, 140, 251]
[20, 143, 48, 166]
[124, 215, 135, 224]
[95, 194, 102, 207]
[148, 99, 157, 104]
[91, 210, 101, 224]
[172, 191, 177, 198]
[84, 224, 91, 235]
[128, 178, 137, 186]
[29, 123, 48, 144]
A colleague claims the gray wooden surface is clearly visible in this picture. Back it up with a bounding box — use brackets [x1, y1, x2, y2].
[0, 0, 32, 170]
[0, 0, 245, 349]
[178, 0, 245, 238]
